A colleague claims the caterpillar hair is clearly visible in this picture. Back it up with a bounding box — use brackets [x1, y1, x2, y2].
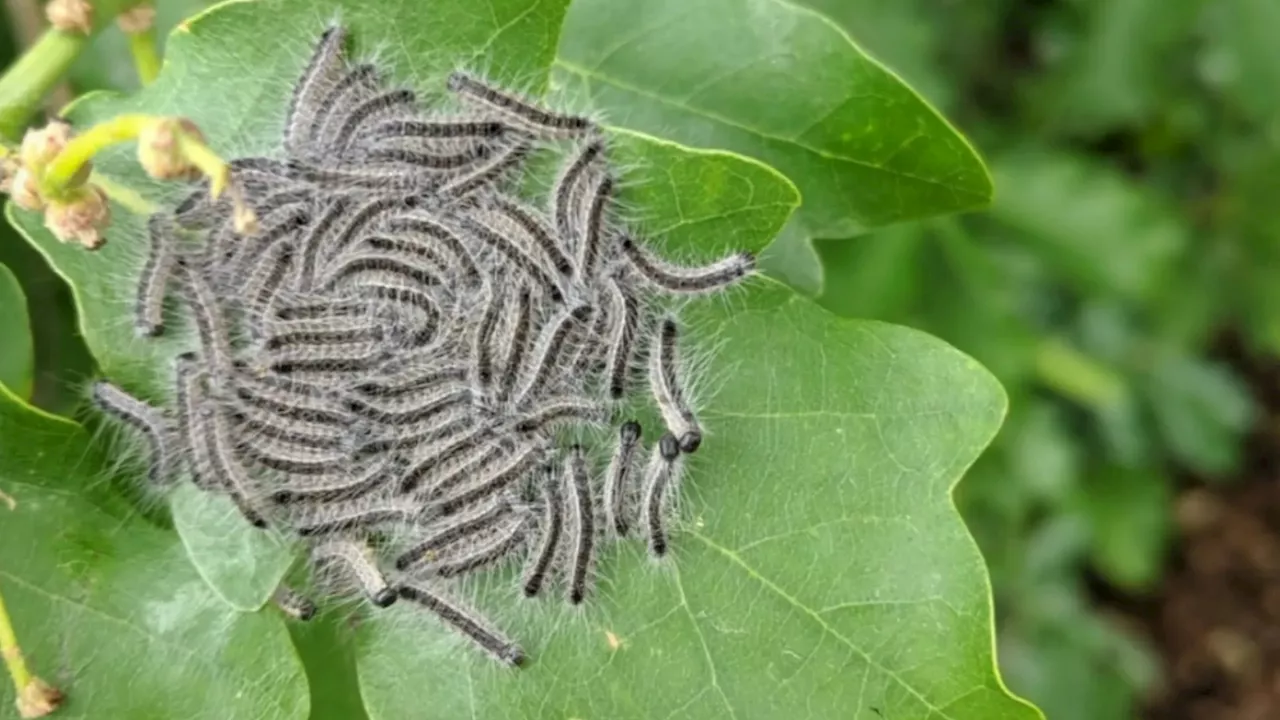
[176, 361, 270, 527]
[367, 118, 509, 142]
[295, 195, 356, 291]
[323, 253, 445, 294]
[435, 443, 545, 516]
[287, 160, 445, 192]
[332, 88, 418, 156]
[229, 400, 345, 450]
[321, 195, 411, 263]
[272, 585, 318, 621]
[285, 26, 349, 154]
[232, 368, 349, 424]
[521, 463, 563, 597]
[620, 235, 756, 294]
[397, 583, 525, 667]
[362, 145, 493, 171]
[312, 538, 398, 607]
[90, 381, 174, 486]
[512, 397, 608, 436]
[447, 71, 594, 138]
[294, 498, 421, 539]
[554, 140, 604, 242]
[135, 214, 179, 337]
[514, 303, 593, 405]
[649, 316, 702, 453]
[238, 433, 350, 476]
[456, 215, 564, 303]
[270, 455, 399, 504]
[578, 171, 615, 281]
[605, 420, 642, 537]
[471, 283, 505, 394]
[263, 337, 386, 375]
[487, 196, 574, 277]
[434, 140, 529, 199]
[225, 204, 309, 286]
[242, 241, 297, 338]
[394, 497, 513, 571]
[425, 510, 532, 578]
[386, 214, 482, 288]
[175, 259, 236, 382]
[643, 433, 682, 558]
[418, 443, 507, 504]
[400, 425, 495, 493]
[353, 364, 468, 399]
[565, 445, 596, 604]
[495, 285, 533, 404]
[305, 63, 380, 151]
[344, 385, 470, 425]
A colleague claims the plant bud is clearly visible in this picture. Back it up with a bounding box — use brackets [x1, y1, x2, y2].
[116, 4, 156, 34]
[9, 168, 45, 211]
[45, 0, 93, 35]
[138, 117, 204, 181]
[45, 184, 110, 250]
[19, 121, 72, 171]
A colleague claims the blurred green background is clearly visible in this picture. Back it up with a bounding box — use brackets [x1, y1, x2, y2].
[4, 1, 1279, 718]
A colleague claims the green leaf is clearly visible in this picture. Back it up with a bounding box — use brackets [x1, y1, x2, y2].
[0, 261, 33, 399]
[792, 0, 953, 109]
[1026, 0, 1205, 133]
[289, 611, 371, 720]
[554, 0, 993, 239]
[990, 149, 1188, 301]
[357, 284, 1036, 720]
[0, 388, 310, 719]
[1076, 465, 1171, 591]
[170, 482, 296, 611]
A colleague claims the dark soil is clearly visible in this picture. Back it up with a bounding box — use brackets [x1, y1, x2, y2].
[1100, 342, 1280, 720]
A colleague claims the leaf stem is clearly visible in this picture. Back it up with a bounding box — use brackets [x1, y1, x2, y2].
[0, 29, 88, 141]
[127, 29, 161, 85]
[0, 587, 32, 694]
[38, 113, 153, 199]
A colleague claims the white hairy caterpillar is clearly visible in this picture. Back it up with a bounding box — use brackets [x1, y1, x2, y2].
[88, 22, 757, 667]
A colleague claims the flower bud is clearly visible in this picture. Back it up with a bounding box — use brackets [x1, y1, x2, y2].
[45, 0, 93, 35]
[137, 117, 205, 182]
[45, 185, 110, 250]
[19, 121, 73, 171]
[116, 4, 156, 34]
[9, 168, 45, 211]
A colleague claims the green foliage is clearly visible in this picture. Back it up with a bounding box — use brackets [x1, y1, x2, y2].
[0, 0, 1033, 718]
[0, 388, 310, 718]
[805, 1, 1277, 718]
[0, 262, 32, 398]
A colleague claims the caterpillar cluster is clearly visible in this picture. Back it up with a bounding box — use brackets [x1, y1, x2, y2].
[91, 25, 754, 666]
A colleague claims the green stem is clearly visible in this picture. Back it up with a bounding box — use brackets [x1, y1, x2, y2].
[0, 585, 32, 696]
[0, 29, 88, 141]
[0, 0, 148, 141]
[1035, 337, 1126, 410]
[39, 112, 153, 199]
[127, 29, 161, 85]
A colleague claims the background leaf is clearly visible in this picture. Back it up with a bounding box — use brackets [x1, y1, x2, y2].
[0, 261, 33, 398]
[553, 0, 993, 297]
[0, 388, 310, 719]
